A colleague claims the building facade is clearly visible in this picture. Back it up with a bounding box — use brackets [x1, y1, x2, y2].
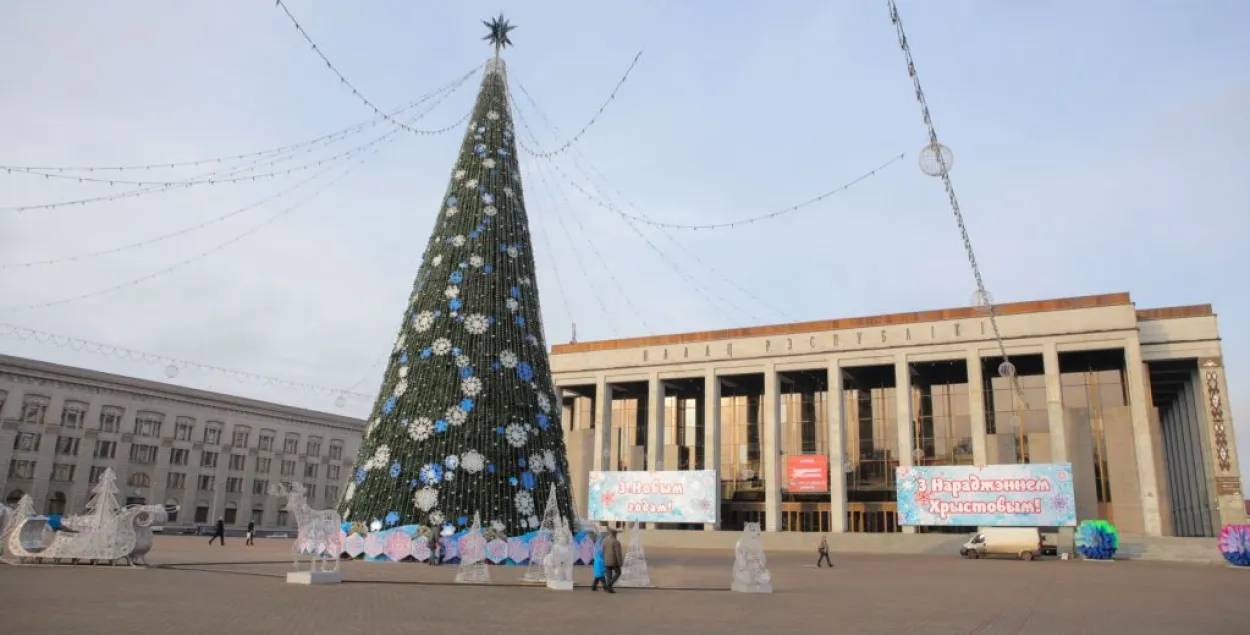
[0, 354, 364, 531]
[551, 293, 1246, 537]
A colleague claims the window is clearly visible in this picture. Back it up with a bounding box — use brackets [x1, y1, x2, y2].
[55, 436, 80, 456]
[128, 472, 151, 487]
[165, 498, 180, 523]
[226, 477, 243, 494]
[195, 503, 209, 524]
[303, 463, 318, 479]
[259, 430, 275, 452]
[60, 401, 88, 428]
[133, 412, 164, 437]
[20, 394, 50, 424]
[129, 444, 158, 464]
[256, 457, 271, 473]
[203, 423, 222, 445]
[327, 464, 340, 481]
[329, 441, 343, 460]
[201, 451, 219, 468]
[52, 463, 76, 482]
[13, 432, 41, 452]
[229, 454, 246, 471]
[197, 475, 216, 491]
[169, 448, 189, 466]
[8, 460, 36, 479]
[88, 466, 109, 484]
[306, 437, 322, 457]
[303, 483, 316, 499]
[253, 479, 270, 495]
[251, 507, 264, 525]
[277, 510, 289, 526]
[283, 435, 299, 454]
[175, 417, 195, 440]
[167, 472, 186, 489]
[94, 440, 116, 459]
[232, 426, 251, 447]
[325, 485, 339, 504]
[280, 460, 296, 476]
[224, 502, 238, 525]
[98, 406, 124, 432]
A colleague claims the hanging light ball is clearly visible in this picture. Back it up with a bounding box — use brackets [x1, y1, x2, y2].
[998, 360, 1017, 379]
[971, 289, 994, 313]
[164, 364, 180, 379]
[335, 395, 348, 408]
[919, 141, 954, 177]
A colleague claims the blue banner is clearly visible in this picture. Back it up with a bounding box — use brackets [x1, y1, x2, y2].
[896, 463, 1077, 527]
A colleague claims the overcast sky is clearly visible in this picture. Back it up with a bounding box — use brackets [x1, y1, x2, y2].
[1, 1, 1248, 484]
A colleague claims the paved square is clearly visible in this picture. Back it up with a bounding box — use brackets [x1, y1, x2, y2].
[1, 536, 1246, 634]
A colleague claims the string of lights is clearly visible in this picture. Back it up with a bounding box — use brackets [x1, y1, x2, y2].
[274, 0, 480, 137]
[886, 0, 1027, 408]
[0, 321, 374, 403]
[0, 147, 384, 313]
[513, 78, 793, 324]
[514, 50, 645, 159]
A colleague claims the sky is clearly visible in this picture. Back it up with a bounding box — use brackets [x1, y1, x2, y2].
[1, 1, 1248, 485]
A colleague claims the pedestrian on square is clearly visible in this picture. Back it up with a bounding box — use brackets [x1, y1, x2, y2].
[208, 517, 226, 546]
[590, 528, 608, 591]
[817, 535, 834, 568]
[430, 535, 443, 566]
[245, 520, 255, 546]
[601, 527, 623, 593]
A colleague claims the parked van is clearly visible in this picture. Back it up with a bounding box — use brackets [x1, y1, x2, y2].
[960, 527, 1043, 561]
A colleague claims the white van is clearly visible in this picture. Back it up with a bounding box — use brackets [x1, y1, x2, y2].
[960, 527, 1043, 561]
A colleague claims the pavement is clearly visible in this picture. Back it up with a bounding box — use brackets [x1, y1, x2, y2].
[1, 536, 1247, 634]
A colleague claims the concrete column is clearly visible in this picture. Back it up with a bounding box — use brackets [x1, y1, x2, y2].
[966, 349, 988, 465]
[1122, 339, 1164, 536]
[826, 358, 847, 532]
[646, 374, 664, 472]
[1180, 377, 1214, 536]
[703, 371, 722, 531]
[592, 376, 612, 472]
[1042, 343, 1069, 463]
[1196, 359, 1246, 527]
[763, 364, 782, 532]
[893, 355, 916, 533]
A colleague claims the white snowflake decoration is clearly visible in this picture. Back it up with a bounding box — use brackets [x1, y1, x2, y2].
[444, 470, 455, 482]
[465, 178, 479, 189]
[444, 286, 460, 300]
[469, 255, 484, 268]
[393, 334, 407, 353]
[503, 186, 514, 197]
[445, 206, 459, 218]
[454, 169, 466, 180]
[520, 276, 532, 286]
[529, 452, 546, 473]
[444, 455, 460, 470]
[536, 392, 551, 413]
[409, 417, 434, 442]
[446, 406, 468, 427]
[429, 510, 445, 525]
[431, 338, 453, 356]
[393, 379, 409, 397]
[499, 350, 518, 368]
[506, 246, 519, 259]
[464, 314, 490, 335]
[482, 192, 495, 204]
[505, 423, 529, 448]
[461, 376, 483, 397]
[432, 254, 443, 266]
[544, 450, 557, 472]
[414, 487, 439, 511]
[345, 481, 356, 502]
[486, 111, 500, 120]
[461, 450, 485, 473]
[505, 298, 519, 312]
[491, 520, 506, 532]
[483, 158, 496, 169]
[515, 490, 535, 516]
[452, 235, 466, 247]
[365, 445, 391, 470]
[366, 417, 379, 436]
[483, 205, 498, 216]
[527, 515, 540, 528]
[399, 366, 410, 378]
[455, 354, 471, 368]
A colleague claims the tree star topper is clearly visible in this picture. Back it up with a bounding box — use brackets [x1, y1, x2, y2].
[483, 14, 516, 56]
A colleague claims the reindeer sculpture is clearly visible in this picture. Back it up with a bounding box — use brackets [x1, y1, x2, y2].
[269, 482, 343, 573]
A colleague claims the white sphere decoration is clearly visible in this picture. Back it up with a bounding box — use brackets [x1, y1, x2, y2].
[164, 364, 179, 378]
[335, 395, 347, 408]
[919, 141, 954, 177]
[971, 289, 994, 312]
[998, 360, 1017, 378]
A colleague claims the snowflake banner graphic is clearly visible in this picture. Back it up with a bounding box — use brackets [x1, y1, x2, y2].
[895, 463, 1077, 527]
[587, 470, 717, 524]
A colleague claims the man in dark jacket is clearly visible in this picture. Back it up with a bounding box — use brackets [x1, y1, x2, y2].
[245, 520, 256, 546]
[601, 527, 623, 593]
[208, 517, 226, 546]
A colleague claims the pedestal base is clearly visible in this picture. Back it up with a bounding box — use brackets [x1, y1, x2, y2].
[546, 579, 574, 591]
[287, 571, 343, 585]
[731, 582, 773, 594]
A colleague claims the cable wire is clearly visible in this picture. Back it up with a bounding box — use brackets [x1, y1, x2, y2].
[514, 50, 645, 159]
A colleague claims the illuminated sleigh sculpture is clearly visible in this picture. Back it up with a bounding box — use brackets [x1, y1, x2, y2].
[1, 469, 176, 567]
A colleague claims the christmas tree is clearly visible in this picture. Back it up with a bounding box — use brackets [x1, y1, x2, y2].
[82, 467, 122, 530]
[341, 15, 575, 537]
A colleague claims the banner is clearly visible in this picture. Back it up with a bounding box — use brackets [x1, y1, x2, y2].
[587, 470, 717, 524]
[785, 455, 829, 492]
[896, 463, 1077, 527]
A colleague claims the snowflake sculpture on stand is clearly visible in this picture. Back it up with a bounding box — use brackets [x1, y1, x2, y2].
[616, 522, 653, 588]
[455, 513, 491, 584]
[731, 522, 772, 593]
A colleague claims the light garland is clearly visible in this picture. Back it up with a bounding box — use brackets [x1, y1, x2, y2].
[341, 52, 575, 538]
[513, 50, 645, 159]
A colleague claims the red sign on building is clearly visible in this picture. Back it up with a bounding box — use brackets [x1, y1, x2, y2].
[785, 455, 829, 492]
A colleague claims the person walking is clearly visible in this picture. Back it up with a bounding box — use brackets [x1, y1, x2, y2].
[816, 535, 834, 568]
[601, 527, 623, 593]
[245, 520, 256, 546]
[590, 529, 608, 591]
[208, 517, 226, 546]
